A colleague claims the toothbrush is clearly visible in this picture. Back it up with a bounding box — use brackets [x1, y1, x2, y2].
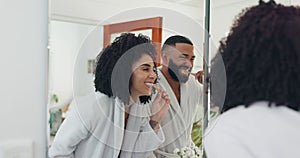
[181, 69, 196, 76]
[145, 83, 160, 90]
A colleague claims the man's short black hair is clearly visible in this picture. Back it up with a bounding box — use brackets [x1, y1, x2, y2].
[161, 35, 193, 52]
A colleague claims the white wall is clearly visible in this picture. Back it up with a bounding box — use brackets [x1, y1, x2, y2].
[291, 0, 300, 5]
[0, 0, 47, 157]
[210, 0, 294, 58]
[51, 0, 203, 24]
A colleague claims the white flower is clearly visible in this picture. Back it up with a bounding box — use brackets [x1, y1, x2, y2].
[173, 148, 180, 154]
[173, 146, 202, 158]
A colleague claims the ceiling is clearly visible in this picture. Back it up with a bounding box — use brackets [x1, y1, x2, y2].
[50, 0, 204, 25]
[50, 0, 296, 25]
[160, 0, 203, 8]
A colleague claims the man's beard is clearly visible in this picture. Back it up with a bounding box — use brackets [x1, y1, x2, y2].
[168, 59, 190, 83]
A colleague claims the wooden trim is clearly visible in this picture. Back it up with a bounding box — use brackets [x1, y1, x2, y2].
[103, 17, 162, 65]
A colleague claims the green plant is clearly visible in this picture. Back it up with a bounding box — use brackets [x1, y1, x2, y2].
[191, 120, 202, 147]
[191, 111, 219, 148]
[51, 94, 59, 103]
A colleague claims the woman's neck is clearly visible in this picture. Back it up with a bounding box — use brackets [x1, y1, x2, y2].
[130, 95, 138, 104]
[124, 97, 137, 112]
[124, 97, 137, 130]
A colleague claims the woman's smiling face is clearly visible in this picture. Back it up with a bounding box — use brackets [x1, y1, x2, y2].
[130, 53, 157, 101]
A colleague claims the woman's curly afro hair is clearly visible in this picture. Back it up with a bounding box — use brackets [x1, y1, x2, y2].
[94, 33, 157, 104]
[211, 0, 300, 113]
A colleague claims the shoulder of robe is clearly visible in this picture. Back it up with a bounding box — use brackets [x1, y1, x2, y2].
[71, 92, 115, 126]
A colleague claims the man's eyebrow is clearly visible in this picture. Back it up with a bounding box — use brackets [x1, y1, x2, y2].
[181, 53, 196, 58]
[180, 53, 189, 57]
[140, 63, 151, 67]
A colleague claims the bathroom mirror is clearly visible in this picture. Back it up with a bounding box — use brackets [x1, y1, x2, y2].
[48, 0, 206, 155]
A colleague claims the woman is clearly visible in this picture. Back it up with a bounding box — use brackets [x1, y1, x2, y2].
[49, 33, 170, 158]
[205, 1, 300, 158]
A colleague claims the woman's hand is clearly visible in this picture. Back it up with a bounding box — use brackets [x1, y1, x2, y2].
[150, 89, 170, 132]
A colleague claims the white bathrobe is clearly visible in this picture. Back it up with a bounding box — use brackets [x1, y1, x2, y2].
[49, 92, 165, 158]
[204, 101, 300, 158]
[154, 70, 203, 157]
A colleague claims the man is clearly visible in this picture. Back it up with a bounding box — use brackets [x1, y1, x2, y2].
[154, 35, 203, 157]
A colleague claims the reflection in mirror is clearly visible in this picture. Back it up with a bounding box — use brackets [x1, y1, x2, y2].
[47, 0, 223, 157]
